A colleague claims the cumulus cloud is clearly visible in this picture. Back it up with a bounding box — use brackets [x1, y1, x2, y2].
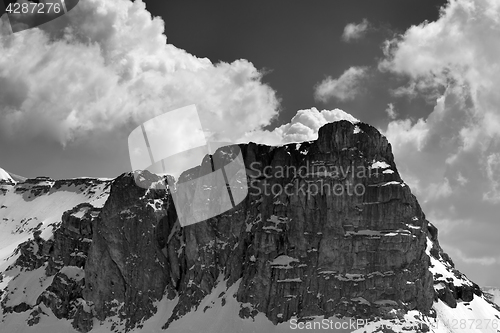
[342, 19, 369, 42]
[243, 107, 359, 145]
[314, 66, 368, 103]
[0, 0, 279, 147]
[382, 0, 500, 201]
[380, 0, 500, 285]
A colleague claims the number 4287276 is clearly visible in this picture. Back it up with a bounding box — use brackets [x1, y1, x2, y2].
[5, 2, 66, 15]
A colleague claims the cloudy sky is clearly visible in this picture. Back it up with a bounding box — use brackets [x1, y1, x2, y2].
[0, 0, 498, 287]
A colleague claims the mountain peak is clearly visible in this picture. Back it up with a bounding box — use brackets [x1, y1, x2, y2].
[0, 167, 27, 184]
[0, 167, 15, 184]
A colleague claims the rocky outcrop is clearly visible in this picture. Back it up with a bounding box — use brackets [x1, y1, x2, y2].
[79, 121, 436, 331]
[45, 203, 97, 275]
[427, 222, 482, 308]
[36, 204, 100, 322]
[0, 199, 102, 324]
[83, 171, 177, 330]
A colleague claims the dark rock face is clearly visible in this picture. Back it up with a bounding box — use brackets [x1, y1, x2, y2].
[46, 203, 97, 275]
[161, 121, 434, 326]
[79, 121, 436, 331]
[83, 172, 177, 329]
[35, 204, 101, 323]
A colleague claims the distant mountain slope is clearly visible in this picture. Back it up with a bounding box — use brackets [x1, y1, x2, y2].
[0, 167, 14, 184]
[484, 287, 500, 307]
[8, 171, 27, 183]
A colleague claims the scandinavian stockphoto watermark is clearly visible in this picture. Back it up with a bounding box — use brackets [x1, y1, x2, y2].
[247, 160, 382, 198]
[1, 0, 79, 34]
[289, 318, 438, 331]
[289, 318, 369, 330]
[128, 104, 248, 228]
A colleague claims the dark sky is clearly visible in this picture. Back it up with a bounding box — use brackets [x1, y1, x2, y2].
[146, 0, 448, 129]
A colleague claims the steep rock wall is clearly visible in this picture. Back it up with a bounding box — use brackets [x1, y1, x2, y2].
[83, 121, 436, 331]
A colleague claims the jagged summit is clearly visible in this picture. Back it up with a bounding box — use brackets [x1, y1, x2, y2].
[0, 121, 499, 333]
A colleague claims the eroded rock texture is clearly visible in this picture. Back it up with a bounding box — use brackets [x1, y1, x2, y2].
[81, 121, 437, 331]
[83, 172, 177, 329]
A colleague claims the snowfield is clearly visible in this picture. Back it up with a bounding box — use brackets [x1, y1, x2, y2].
[0, 178, 110, 271]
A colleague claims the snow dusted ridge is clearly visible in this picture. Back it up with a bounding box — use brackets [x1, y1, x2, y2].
[0, 174, 112, 332]
[0, 175, 110, 258]
[0, 167, 15, 184]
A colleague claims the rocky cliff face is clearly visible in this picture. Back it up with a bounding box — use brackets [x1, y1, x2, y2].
[82, 172, 177, 330]
[1, 121, 497, 333]
[81, 121, 435, 330]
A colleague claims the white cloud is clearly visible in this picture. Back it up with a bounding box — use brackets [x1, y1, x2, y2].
[385, 103, 397, 119]
[342, 19, 369, 42]
[380, 0, 500, 285]
[0, 0, 279, 147]
[243, 107, 359, 145]
[314, 66, 368, 103]
[385, 117, 429, 152]
[381, 0, 500, 205]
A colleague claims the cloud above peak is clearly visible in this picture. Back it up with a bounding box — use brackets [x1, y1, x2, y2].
[243, 107, 359, 145]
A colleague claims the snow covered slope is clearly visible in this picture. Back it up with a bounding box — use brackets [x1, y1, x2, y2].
[0, 177, 110, 271]
[0, 167, 15, 184]
[3, 235, 497, 333]
[1, 282, 498, 333]
[0, 176, 112, 331]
